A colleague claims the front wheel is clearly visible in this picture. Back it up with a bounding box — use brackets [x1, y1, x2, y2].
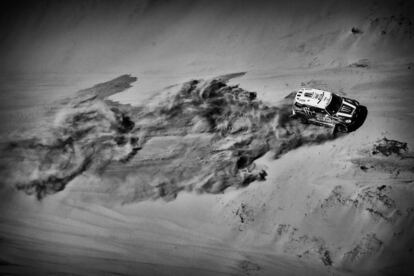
[333, 124, 348, 135]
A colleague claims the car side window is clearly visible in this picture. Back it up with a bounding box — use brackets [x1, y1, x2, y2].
[295, 102, 304, 108]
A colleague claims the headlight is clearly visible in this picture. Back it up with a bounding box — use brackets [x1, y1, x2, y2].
[345, 119, 352, 123]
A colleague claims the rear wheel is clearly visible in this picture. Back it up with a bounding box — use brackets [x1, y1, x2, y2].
[297, 114, 309, 124]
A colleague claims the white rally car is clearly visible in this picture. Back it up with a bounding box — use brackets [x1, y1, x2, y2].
[292, 88, 362, 133]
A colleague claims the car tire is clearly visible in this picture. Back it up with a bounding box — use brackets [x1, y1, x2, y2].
[297, 114, 309, 124]
[333, 124, 348, 134]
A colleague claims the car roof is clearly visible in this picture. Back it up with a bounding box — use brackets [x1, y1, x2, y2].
[294, 88, 333, 109]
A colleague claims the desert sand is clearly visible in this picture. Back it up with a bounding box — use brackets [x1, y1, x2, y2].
[0, 0, 413, 275]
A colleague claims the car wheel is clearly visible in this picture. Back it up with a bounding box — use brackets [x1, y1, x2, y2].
[334, 124, 348, 134]
[297, 114, 309, 124]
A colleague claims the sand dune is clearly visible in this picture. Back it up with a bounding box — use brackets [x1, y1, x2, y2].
[1, 0, 414, 275]
[1, 71, 413, 275]
[1, 0, 414, 75]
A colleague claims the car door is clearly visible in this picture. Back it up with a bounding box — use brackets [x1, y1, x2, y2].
[315, 108, 334, 125]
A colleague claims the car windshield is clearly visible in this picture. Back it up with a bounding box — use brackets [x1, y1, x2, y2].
[326, 94, 342, 115]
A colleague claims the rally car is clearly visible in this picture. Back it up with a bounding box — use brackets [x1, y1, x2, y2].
[292, 88, 362, 133]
